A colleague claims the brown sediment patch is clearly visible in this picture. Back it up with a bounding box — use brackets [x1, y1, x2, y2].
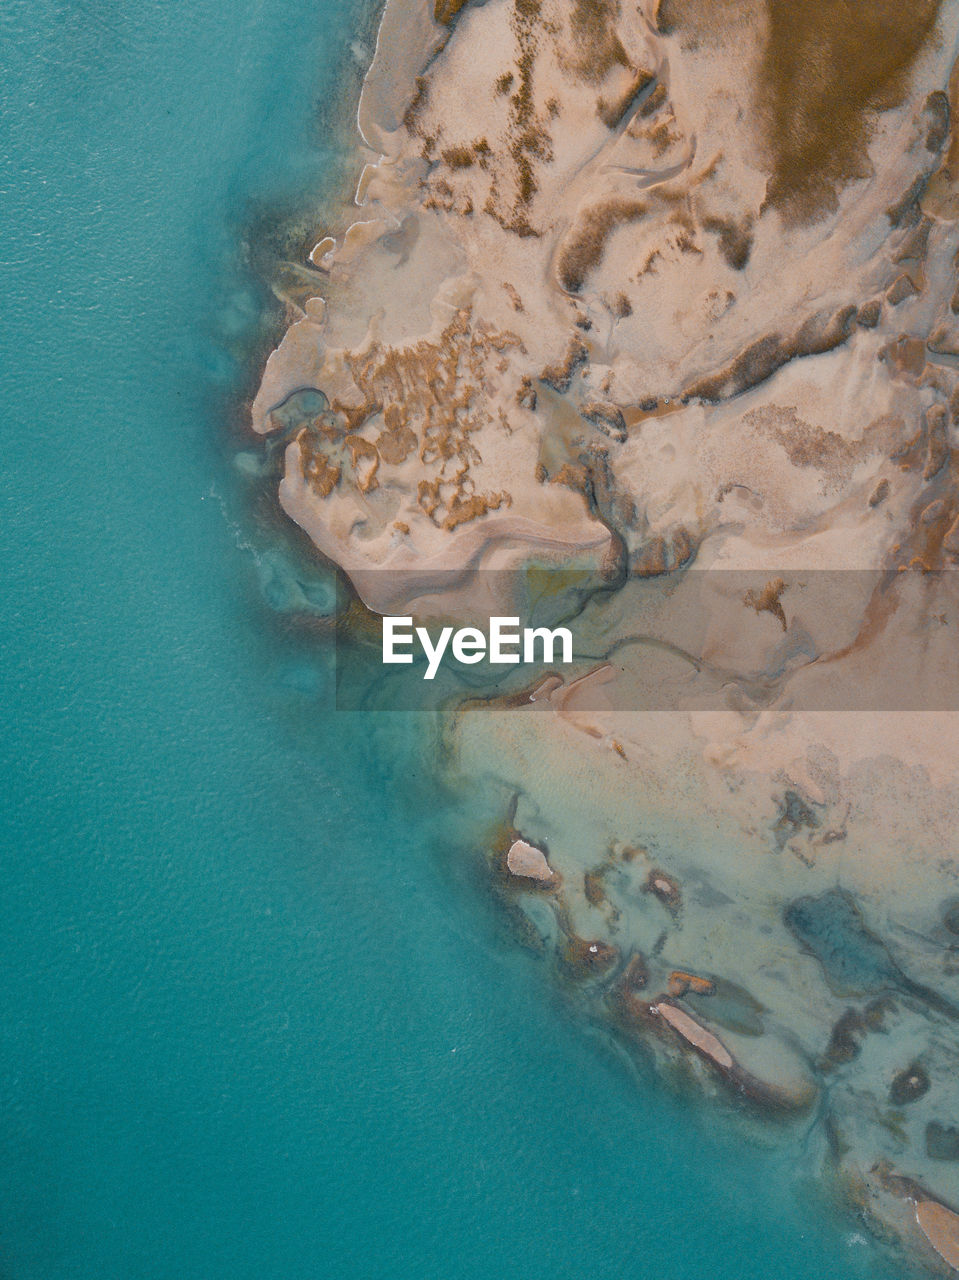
[923, 404, 949, 480]
[746, 404, 901, 488]
[892, 418, 930, 474]
[668, 970, 716, 997]
[821, 998, 894, 1069]
[887, 273, 920, 306]
[404, 75, 430, 132]
[947, 514, 959, 558]
[928, 323, 959, 358]
[892, 459, 959, 571]
[858, 299, 883, 328]
[631, 526, 694, 577]
[874, 1162, 959, 1212]
[744, 577, 787, 631]
[869, 478, 891, 507]
[557, 199, 647, 293]
[502, 282, 524, 313]
[643, 868, 682, 913]
[922, 68, 959, 215]
[889, 175, 932, 230]
[639, 81, 668, 118]
[892, 216, 932, 264]
[607, 957, 653, 1038]
[600, 955, 652, 1033]
[434, 0, 470, 24]
[336, 590, 385, 645]
[326, 308, 524, 528]
[582, 401, 627, 442]
[344, 434, 380, 493]
[539, 449, 630, 576]
[374, 411, 417, 466]
[419, 0, 554, 235]
[566, 0, 631, 84]
[517, 375, 537, 409]
[622, 396, 687, 429]
[879, 334, 928, 383]
[485, 0, 554, 234]
[297, 430, 342, 497]
[559, 933, 620, 980]
[822, 1008, 868, 1067]
[584, 868, 607, 906]
[922, 87, 952, 153]
[540, 335, 589, 391]
[651, 120, 681, 158]
[655, 0, 757, 39]
[758, 0, 943, 222]
[683, 305, 857, 403]
[420, 482, 512, 532]
[441, 144, 477, 169]
[598, 69, 656, 128]
[702, 214, 753, 270]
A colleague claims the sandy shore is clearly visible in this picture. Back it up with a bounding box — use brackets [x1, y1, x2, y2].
[251, 0, 959, 1269]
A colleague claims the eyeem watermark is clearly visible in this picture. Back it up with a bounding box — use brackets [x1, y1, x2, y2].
[383, 616, 573, 680]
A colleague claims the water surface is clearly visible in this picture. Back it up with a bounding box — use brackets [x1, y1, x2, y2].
[0, 1, 914, 1275]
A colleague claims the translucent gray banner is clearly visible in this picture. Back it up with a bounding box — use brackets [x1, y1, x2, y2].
[332, 568, 959, 712]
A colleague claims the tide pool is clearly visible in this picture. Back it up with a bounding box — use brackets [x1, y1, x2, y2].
[0, 1, 915, 1277]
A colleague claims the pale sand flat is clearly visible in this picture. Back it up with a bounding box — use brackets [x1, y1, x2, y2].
[506, 839, 554, 882]
[916, 1201, 959, 1272]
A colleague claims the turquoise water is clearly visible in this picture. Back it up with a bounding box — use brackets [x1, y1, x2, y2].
[0, 2, 912, 1276]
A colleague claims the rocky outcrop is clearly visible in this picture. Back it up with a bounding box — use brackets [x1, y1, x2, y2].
[506, 838, 556, 883]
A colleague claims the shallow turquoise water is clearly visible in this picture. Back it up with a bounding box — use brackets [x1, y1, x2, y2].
[0, 2, 912, 1277]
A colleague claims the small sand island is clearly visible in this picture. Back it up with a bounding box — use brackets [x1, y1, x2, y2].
[252, 0, 959, 1269]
